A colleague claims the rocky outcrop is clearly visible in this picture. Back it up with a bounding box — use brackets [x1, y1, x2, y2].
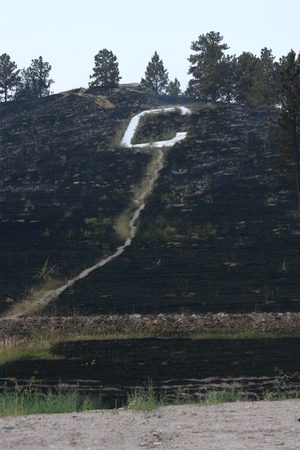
[1, 312, 300, 338]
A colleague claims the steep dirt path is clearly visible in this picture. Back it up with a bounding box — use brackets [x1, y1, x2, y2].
[8, 148, 164, 318]
[7, 106, 191, 318]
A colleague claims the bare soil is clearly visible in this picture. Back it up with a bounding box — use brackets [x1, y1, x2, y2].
[1, 400, 300, 449]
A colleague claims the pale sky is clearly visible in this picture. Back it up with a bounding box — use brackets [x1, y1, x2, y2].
[1, 0, 300, 94]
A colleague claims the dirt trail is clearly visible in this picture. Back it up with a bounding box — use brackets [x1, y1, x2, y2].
[6, 105, 190, 318]
[8, 147, 164, 319]
[1, 401, 300, 449]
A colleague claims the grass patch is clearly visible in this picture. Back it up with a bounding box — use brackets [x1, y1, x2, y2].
[0, 328, 295, 366]
[131, 110, 187, 145]
[2, 276, 65, 318]
[125, 379, 246, 412]
[140, 216, 218, 243]
[0, 338, 55, 364]
[0, 378, 102, 417]
[111, 117, 132, 149]
[1, 373, 298, 417]
[126, 378, 167, 411]
[113, 149, 163, 241]
[126, 376, 300, 411]
[132, 148, 161, 199]
[113, 213, 131, 240]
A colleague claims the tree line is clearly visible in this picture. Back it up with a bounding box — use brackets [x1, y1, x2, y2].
[1, 31, 298, 109]
[89, 37, 300, 212]
[1, 33, 299, 211]
[0, 55, 54, 102]
[88, 31, 299, 110]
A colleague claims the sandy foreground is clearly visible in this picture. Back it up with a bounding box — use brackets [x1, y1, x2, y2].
[0, 400, 300, 449]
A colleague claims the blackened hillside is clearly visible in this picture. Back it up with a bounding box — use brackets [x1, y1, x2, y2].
[1, 88, 300, 316]
[0, 86, 155, 311]
[46, 103, 300, 315]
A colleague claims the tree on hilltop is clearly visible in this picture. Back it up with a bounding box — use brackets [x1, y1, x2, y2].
[274, 50, 300, 212]
[234, 49, 280, 106]
[250, 48, 280, 107]
[89, 49, 121, 88]
[16, 56, 54, 100]
[187, 31, 229, 101]
[166, 77, 182, 98]
[234, 52, 260, 104]
[0, 53, 20, 102]
[217, 54, 237, 103]
[141, 51, 169, 96]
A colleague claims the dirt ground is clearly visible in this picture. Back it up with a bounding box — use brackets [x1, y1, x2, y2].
[1, 400, 300, 449]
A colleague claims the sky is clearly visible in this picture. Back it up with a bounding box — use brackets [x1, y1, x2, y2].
[1, 0, 300, 94]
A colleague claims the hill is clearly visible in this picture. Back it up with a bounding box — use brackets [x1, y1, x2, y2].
[0, 86, 299, 316]
[1, 85, 300, 406]
[0, 85, 155, 313]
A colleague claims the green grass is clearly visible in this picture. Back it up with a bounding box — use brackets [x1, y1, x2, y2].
[125, 375, 300, 412]
[0, 378, 102, 417]
[126, 379, 167, 411]
[1, 373, 298, 417]
[113, 149, 163, 241]
[0, 339, 55, 364]
[111, 116, 133, 149]
[0, 328, 297, 365]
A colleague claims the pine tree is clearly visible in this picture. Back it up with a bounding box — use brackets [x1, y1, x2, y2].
[166, 77, 182, 98]
[275, 50, 300, 212]
[89, 49, 121, 88]
[141, 51, 169, 96]
[249, 48, 280, 107]
[17, 56, 54, 99]
[187, 31, 229, 101]
[0, 53, 20, 102]
[234, 52, 260, 104]
[217, 54, 236, 103]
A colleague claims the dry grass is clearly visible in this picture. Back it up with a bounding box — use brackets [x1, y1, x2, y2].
[0, 336, 56, 364]
[113, 213, 131, 240]
[2, 277, 64, 318]
[111, 117, 132, 148]
[133, 148, 161, 199]
[0, 327, 287, 365]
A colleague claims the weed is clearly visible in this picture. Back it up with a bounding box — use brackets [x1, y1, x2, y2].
[175, 278, 191, 298]
[194, 223, 217, 238]
[0, 377, 102, 417]
[126, 379, 167, 411]
[202, 388, 249, 404]
[33, 257, 55, 281]
[206, 193, 213, 203]
[126, 379, 250, 411]
[100, 194, 109, 202]
[42, 228, 50, 237]
[281, 254, 288, 272]
[264, 368, 299, 400]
